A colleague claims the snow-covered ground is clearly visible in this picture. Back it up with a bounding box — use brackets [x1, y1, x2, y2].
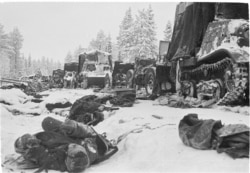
[1, 88, 249, 173]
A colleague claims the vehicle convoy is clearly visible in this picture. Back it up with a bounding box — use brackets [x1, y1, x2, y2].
[78, 50, 113, 89]
[153, 2, 249, 105]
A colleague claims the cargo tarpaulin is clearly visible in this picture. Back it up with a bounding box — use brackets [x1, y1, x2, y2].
[168, 3, 215, 61]
[64, 62, 79, 72]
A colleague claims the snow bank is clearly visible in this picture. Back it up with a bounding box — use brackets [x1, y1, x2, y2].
[38, 88, 94, 112]
[0, 89, 32, 105]
[91, 100, 249, 173]
[2, 104, 42, 116]
[40, 88, 94, 104]
[216, 105, 250, 115]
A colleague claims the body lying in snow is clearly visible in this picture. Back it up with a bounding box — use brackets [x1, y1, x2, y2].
[68, 93, 135, 126]
[178, 114, 249, 159]
[14, 117, 118, 172]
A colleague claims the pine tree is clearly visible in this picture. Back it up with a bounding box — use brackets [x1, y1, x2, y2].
[46, 57, 50, 75]
[164, 20, 172, 41]
[28, 54, 32, 67]
[0, 24, 12, 77]
[36, 58, 41, 74]
[56, 60, 62, 69]
[53, 60, 57, 71]
[133, 6, 157, 59]
[24, 57, 28, 75]
[96, 30, 107, 51]
[73, 45, 86, 62]
[65, 51, 73, 63]
[0, 24, 13, 56]
[106, 34, 112, 53]
[117, 7, 134, 62]
[89, 30, 108, 51]
[26, 54, 33, 75]
[9, 27, 23, 78]
[31, 59, 37, 75]
[146, 5, 158, 58]
[17, 54, 25, 77]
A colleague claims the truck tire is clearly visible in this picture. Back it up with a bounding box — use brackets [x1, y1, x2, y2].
[126, 69, 134, 88]
[145, 68, 156, 96]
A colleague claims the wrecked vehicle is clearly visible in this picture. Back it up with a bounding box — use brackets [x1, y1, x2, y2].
[78, 50, 113, 89]
[154, 2, 249, 106]
[50, 69, 64, 88]
[112, 61, 134, 88]
[132, 58, 156, 96]
[112, 58, 156, 97]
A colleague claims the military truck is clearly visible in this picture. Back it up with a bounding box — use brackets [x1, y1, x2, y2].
[78, 50, 113, 89]
[112, 61, 134, 88]
[112, 58, 156, 96]
[131, 58, 156, 95]
[154, 2, 249, 105]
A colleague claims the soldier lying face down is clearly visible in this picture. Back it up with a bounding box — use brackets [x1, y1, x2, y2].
[14, 117, 118, 172]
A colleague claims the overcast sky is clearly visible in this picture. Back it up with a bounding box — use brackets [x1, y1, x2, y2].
[0, 2, 177, 62]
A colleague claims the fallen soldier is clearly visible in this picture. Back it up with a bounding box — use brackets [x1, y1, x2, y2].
[179, 114, 249, 158]
[68, 95, 119, 126]
[13, 117, 118, 172]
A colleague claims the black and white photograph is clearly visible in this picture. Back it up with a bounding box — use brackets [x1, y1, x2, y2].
[0, 1, 249, 173]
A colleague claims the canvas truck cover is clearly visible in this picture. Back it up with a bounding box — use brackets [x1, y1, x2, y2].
[53, 69, 64, 78]
[167, 2, 249, 61]
[64, 62, 79, 72]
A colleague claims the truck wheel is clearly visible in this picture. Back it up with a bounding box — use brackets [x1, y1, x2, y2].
[214, 79, 225, 100]
[104, 74, 111, 88]
[126, 69, 134, 88]
[145, 68, 156, 96]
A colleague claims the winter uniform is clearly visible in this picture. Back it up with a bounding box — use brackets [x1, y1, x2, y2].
[14, 117, 118, 172]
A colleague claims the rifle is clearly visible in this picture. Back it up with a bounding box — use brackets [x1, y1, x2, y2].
[102, 106, 119, 111]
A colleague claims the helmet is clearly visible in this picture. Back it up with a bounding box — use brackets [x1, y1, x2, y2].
[65, 143, 90, 172]
[42, 116, 63, 132]
[14, 134, 40, 154]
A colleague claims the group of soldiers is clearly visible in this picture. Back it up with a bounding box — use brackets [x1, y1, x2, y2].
[48, 70, 83, 89]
